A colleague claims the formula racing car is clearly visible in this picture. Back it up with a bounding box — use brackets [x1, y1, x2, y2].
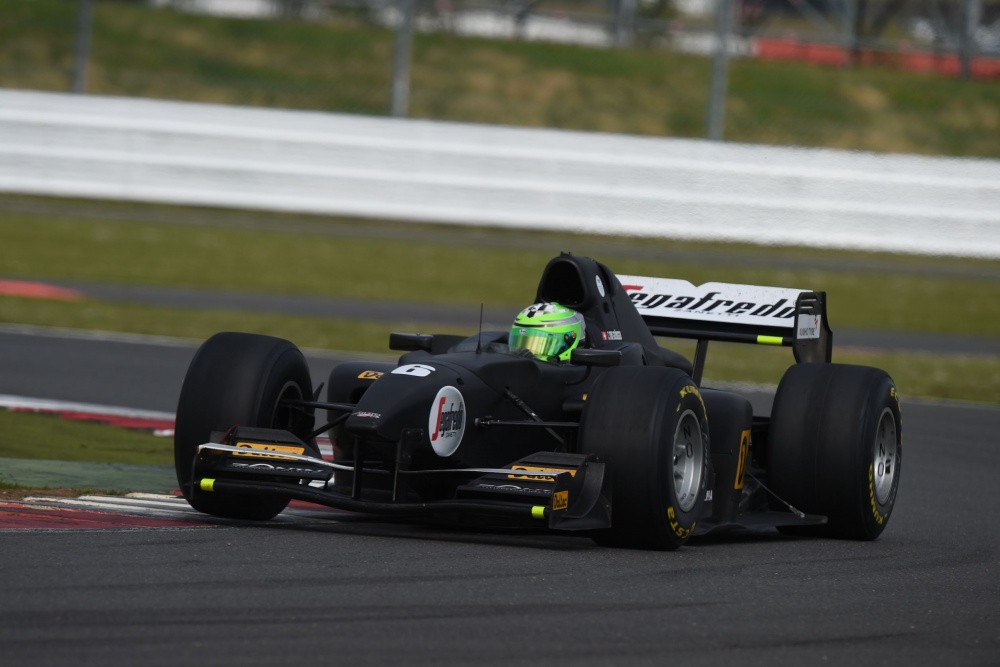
[174, 253, 902, 550]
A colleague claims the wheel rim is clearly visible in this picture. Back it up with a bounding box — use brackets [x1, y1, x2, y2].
[872, 407, 899, 505]
[672, 409, 705, 513]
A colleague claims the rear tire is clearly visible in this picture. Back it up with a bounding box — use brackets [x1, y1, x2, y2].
[579, 367, 710, 550]
[768, 363, 901, 540]
[174, 332, 315, 520]
[701, 389, 753, 525]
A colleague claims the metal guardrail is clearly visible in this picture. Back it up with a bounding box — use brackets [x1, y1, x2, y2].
[1, 89, 998, 258]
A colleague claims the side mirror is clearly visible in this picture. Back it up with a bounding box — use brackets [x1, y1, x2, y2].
[389, 333, 434, 352]
[570, 348, 622, 368]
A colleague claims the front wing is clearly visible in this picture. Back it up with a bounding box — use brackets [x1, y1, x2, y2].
[187, 427, 612, 531]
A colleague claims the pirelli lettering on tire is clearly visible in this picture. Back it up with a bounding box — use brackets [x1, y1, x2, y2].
[868, 464, 885, 525]
[667, 505, 695, 540]
[678, 385, 706, 414]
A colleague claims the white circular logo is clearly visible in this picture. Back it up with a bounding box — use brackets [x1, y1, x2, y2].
[428, 386, 466, 457]
[595, 275, 606, 298]
[392, 364, 436, 377]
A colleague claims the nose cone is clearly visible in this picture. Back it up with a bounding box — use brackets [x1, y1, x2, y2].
[344, 362, 448, 443]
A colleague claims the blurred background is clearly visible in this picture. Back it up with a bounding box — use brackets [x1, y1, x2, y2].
[1, 0, 999, 409]
[3, 0, 1000, 155]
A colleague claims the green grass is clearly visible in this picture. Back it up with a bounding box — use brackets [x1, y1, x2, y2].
[0, 410, 172, 465]
[727, 59, 1000, 155]
[1, 1, 393, 112]
[3, 0, 1000, 156]
[833, 350, 1000, 405]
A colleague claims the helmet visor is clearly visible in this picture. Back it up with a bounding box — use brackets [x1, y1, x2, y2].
[510, 328, 577, 360]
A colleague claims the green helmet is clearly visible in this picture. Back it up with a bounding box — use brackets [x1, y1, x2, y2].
[509, 302, 585, 362]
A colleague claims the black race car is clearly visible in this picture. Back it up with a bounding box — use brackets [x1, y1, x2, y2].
[174, 253, 901, 550]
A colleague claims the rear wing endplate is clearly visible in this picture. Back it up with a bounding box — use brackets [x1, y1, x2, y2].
[617, 275, 832, 384]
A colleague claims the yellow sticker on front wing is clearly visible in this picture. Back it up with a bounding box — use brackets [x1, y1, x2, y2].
[552, 490, 569, 511]
[231, 442, 305, 460]
[508, 465, 577, 482]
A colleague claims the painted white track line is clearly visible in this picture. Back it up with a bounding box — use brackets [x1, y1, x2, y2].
[0, 394, 176, 421]
[22, 495, 201, 517]
[19, 493, 348, 524]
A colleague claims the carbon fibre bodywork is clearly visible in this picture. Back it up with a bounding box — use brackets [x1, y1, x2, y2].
[181, 253, 858, 544]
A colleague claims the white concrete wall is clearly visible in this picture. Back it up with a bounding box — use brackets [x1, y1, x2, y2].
[1, 89, 998, 258]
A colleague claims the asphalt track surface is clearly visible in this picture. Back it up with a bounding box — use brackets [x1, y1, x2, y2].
[1, 329, 999, 666]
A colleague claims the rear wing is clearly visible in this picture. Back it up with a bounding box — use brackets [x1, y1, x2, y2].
[617, 275, 832, 384]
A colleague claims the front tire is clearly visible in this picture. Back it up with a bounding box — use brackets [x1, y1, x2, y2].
[768, 363, 902, 540]
[174, 332, 315, 520]
[579, 367, 710, 550]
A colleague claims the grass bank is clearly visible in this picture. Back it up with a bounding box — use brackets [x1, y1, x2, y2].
[0, 410, 171, 466]
[0, 410, 175, 496]
[2, 0, 999, 156]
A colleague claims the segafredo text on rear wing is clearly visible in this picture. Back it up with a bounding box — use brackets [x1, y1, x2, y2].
[617, 275, 832, 368]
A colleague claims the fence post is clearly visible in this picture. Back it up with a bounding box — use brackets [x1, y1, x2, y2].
[389, 0, 416, 117]
[71, 0, 95, 94]
[843, 0, 859, 66]
[614, 0, 637, 48]
[960, 0, 981, 80]
[706, 0, 733, 141]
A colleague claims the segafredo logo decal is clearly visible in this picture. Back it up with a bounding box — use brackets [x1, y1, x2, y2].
[618, 275, 806, 329]
[428, 386, 466, 457]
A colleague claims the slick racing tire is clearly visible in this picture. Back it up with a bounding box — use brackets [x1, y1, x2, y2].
[768, 363, 902, 540]
[580, 367, 710, 551]
[701, 389, 754, 525]
[174, 332, 315, 521]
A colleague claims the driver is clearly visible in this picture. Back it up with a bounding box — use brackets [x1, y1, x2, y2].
[509, 302, 585, 362]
